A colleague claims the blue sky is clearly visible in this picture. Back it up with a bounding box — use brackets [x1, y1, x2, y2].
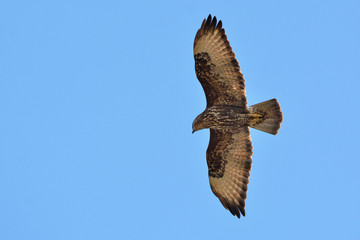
[1, 0, 360, 239]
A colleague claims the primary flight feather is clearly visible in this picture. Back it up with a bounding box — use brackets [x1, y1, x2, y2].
[193, 15, 283, 218]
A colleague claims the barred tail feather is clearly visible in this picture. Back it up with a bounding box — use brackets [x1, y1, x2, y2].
[249, 99, 283, 135]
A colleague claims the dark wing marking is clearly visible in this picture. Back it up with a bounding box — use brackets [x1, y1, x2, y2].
[194, 15, 247, 109]
[207, 127, 253, 218]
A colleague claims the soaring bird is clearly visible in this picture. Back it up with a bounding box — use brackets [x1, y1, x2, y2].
[193, 15, 283, 218]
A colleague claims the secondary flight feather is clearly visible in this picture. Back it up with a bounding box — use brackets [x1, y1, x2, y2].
[192, 15, 283, 218]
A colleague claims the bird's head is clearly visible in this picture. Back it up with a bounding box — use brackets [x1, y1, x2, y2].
[192, 112, 207, 133]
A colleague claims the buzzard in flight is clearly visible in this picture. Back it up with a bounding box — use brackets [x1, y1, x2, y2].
[193, 15, 283, 218]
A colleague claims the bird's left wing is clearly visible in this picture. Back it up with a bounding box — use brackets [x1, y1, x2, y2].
[207, 127, 253, 218]
[194, 15, 247, 109]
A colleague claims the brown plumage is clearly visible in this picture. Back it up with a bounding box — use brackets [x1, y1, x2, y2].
[193, 15, 283, 218]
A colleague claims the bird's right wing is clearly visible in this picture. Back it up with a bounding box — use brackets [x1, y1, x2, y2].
[207, 127, 253, 218]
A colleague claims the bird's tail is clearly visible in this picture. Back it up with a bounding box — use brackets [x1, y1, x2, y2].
[249, 99, 283, 135]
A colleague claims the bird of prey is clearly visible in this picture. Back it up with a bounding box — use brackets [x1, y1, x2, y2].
[192, 15, 283, 218]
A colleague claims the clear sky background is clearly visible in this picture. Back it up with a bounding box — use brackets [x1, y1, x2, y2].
[1, 0, 360, 239]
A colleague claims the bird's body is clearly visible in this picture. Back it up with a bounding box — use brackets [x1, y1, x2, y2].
[193, 15, 283, 218]
[193, 106, 261, 131]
